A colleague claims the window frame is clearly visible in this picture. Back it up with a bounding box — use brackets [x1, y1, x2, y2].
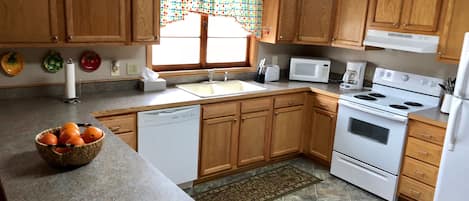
[148, 14, 252, 72]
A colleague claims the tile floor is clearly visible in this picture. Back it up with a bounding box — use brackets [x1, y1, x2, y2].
[187, 157, 385, 201]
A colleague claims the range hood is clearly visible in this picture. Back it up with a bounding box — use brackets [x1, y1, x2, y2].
[363, 30, 439, 53]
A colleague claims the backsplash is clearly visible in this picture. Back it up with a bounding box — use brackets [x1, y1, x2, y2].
[0, 46, 147, 88]
[257, 42, 459, 81]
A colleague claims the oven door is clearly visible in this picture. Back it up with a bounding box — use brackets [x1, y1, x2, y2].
[334, 100, 408, 175]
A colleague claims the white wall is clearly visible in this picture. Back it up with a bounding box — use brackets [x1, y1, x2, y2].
[0, 46, 146, 88]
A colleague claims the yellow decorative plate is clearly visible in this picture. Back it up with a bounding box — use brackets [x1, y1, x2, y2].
[1, 52, 24, 77]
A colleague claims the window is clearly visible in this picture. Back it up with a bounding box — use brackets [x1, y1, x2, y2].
[150, 13, 252, 71]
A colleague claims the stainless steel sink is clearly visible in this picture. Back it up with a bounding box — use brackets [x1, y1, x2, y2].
[176, 80, 266, 98]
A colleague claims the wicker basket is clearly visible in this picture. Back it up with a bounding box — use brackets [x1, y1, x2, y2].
[35, 127, 105, 168]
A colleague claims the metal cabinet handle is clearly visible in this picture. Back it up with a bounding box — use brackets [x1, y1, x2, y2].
[393, 23, 399, 27]
[403, 24, 408, 27]
[420, 133, 433, 139]
[51, 35, 59, 42]
[66, 35, 73, 41]
[409, 190, 421, 198]
[414, 170, 425, 178]
[279, 35, 284, 39]
[417, 151, 430, 157]
[109, 126, 121, 132]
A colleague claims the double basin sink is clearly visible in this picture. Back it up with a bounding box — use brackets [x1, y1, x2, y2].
[176, 80, 266, 98]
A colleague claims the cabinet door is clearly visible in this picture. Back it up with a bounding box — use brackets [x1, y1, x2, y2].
[401, 0, 442, 32]
[309, 108, 336, 163]
[437, 0, 469, 63]
[368, 0, 403, 29]
[332, 0, 369, 49]
[116, 132, 137, 151]
[238, 111, 271, 166]
[132, 0, 160, 43]
[260, 0, 280, 43]
[296, 0, 335, 45]
[0, 0, 59, 43]
[65, 0, 128, 42]
[277, 0, 298, 42]
[200, 116, 239, 176]
[271, 106, 304, 157]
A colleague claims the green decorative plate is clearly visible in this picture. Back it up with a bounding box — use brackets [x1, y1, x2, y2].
[43, 51, 64, 73]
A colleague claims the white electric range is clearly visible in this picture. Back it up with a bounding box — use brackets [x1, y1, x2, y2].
[331, 68, 443, 201]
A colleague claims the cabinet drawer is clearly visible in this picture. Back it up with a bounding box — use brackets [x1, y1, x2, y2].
[399, 176, 435, 201]
[98, 113, 136, 134]
[313, 94, 338, 112]
[405, 137, 442, 166]
[203, 102, 239, 119]
[408, 120, 446, 146]
[116, 132, 137, 151]
[241, 97, 273, 113]
[274, 93, 305, 108]
[402, 157, 439, 187]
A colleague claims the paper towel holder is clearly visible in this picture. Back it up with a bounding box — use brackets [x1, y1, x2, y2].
[64, 58, 80, 104]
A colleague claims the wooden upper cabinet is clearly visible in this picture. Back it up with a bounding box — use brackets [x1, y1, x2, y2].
[368, 0, 443, 33]
[369, 0, 403, 29]
[260, 0, 298, 43]
[438, 0, 469, 63]
[296, 0, 336, 45]
[332, 0, 369, 49]
[132, 0, 160, 43]
[0, 0, 59, 44]
[64, 0, 128, 43]
[401, 0, 442, 32]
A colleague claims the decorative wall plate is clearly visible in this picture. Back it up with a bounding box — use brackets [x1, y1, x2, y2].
[1, 52, 24, 76]
[80, 51, 101, 72]
[43, 51, 64, 73]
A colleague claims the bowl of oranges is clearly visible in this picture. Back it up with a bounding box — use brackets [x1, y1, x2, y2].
[35, 122, 105, 168]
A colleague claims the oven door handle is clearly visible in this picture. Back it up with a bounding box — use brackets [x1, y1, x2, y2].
[339, 100, 408, 123]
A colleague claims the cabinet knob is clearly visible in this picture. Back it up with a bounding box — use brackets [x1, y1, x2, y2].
[51, 35, 59, 42]
[332, 38, 336, 41]
[438, 52, 442, 55]
[154, 35, 158, 40]
[279, 35, 284, 39]
[403, 24, 408, 27]
[66, 35, 73, 41]
[409, 190, 422, 198]
[393, 23, 399, 27]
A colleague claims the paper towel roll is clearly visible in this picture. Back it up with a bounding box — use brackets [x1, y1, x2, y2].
[65, 59, 76, 99]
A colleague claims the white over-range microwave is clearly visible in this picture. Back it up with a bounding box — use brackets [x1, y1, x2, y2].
[289, 57, 331, 83]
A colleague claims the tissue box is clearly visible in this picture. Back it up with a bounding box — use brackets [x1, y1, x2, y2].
[138, 78, 167, 92]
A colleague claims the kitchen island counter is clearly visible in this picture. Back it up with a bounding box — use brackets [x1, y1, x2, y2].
[0, 81, 345, 201]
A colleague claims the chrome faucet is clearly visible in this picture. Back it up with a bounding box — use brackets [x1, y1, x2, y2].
[224, 72, 228, 82]
[207, 69, 215, 83]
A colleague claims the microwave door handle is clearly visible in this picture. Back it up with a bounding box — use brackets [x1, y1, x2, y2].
[339, 100, 408, 123]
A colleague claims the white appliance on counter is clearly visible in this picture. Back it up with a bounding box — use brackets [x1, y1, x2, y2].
[289, 57, 330, 83]
[340, 61, 367, 90]
[138, 105, 200, 187]
[363, 29, 440, 53]
[331, 68, 443, 201]
[434, 33, 469, 201]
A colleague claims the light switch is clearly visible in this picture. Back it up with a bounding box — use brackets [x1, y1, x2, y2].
[111, 61, 120, 76]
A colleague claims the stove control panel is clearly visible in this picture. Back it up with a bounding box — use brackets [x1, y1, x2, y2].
[373, 68, 443, 97]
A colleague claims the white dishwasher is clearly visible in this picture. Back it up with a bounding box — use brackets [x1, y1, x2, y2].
[138, 105, 200, 186]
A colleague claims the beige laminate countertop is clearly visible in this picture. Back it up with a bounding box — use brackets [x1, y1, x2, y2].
[409, 107, 449, 128]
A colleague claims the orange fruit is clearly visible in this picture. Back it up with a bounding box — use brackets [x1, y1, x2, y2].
[65, 136, 85, 146]
[82, 126, 103, 143]
[61, 122, 79, 131]
[39, 133, 58, 145]
[59, 128, 81, 145]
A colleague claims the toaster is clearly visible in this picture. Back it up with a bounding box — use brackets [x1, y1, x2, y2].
[264, 65, 280, 82]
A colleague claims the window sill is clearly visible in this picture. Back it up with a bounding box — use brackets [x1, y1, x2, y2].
[156, 66, 257, 78]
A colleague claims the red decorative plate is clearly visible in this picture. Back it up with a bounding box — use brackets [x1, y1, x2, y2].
[80, 51, 101, 72]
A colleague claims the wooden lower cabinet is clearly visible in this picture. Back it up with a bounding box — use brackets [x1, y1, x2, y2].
[199, 115, 239, 176]
[398, 119, 446, 201]
[270, 105, 304, 157]
[309, 108, 336, 162]
[97, 113, 137, 151]
[238, 111, 271, 166]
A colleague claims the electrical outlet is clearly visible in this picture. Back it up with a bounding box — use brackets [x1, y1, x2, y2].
[111, 61, 120, 76]
[127, 63, 140, 75]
